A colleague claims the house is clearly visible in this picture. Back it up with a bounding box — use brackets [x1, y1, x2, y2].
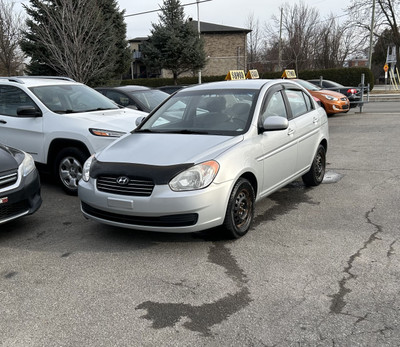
[128, 21, 251, 79]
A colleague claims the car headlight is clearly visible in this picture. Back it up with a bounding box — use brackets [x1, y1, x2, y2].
[82, 154, 95, 182]
[20, 153, 35, 177]
[322, 94, 338, 101]
[89, 128, 126, 137]
[169, 160, 219, 191]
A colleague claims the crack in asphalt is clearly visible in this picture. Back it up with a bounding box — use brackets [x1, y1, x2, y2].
[329, 207, 382, 314]
[135, 241, 252, 336]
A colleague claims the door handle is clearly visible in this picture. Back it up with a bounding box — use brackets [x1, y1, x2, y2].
[0, 120, 6, 124]
[313, 117, 319, 124]
[287, 128, 295, 135]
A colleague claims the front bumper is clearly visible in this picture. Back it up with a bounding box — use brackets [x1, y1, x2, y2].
[0, 169, 42, 224]
[78, 178, 233, 233]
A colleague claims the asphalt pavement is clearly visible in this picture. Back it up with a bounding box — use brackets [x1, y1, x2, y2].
[0, 99, 399, 346]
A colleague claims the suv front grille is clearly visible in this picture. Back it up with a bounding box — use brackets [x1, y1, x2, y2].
[0, 171, 18, 189]
[96, 176, 155, 196]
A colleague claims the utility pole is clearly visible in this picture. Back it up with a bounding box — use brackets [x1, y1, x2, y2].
[278, 7, 283, 72]
[197, 0, 202, 84]
[368, 0, 376, 69]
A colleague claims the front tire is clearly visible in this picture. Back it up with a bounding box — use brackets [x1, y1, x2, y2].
[223, 178, 255, 239]
[302, 144, 326, 186]
[54, 147, 88, 195]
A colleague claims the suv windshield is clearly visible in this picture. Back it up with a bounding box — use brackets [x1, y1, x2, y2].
[30, 84, 119, 114]
[137, 89, 257, 136]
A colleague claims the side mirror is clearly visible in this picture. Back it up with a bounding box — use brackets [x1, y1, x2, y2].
[262, 115, 289, 131]
[17, 106, 42, 117]
[135, 116, 145, 126]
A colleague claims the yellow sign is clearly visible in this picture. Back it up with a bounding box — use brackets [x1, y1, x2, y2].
[225, 70, 246, 80]
[281, 69, 297, 79]
[384, 64, 389, 72]
[246, 69, 259, 79]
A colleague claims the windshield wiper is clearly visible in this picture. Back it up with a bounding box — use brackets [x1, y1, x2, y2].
[83, 107, 116, 112]
[168, 130, 209, 135]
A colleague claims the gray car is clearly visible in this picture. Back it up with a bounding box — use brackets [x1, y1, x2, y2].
[78, 79, 329, 239]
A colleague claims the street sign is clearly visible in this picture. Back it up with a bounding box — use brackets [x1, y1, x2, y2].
[384, 64, 389, 72]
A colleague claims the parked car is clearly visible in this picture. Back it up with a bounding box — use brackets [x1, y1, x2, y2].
[79, 79, 329, 239]
[293, 79, 350, 115]
[0, 143, 41, 224]
[157, 85, 188, 94]
[96, 86, 169, 112]
[0, 76, 145, 194]
[308, 79, 362, 108]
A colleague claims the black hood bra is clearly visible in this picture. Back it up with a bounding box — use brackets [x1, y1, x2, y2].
[90, 158, 194, 185]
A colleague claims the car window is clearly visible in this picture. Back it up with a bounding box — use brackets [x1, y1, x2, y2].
[106, 90, 133, 108]
[0, 86, 38, 117]
[260, 90, 287, 123]
[128, 90, 168, 111]
[30, 84, 119, 113]
[284, 90, 309, 118]
[138, 89, 256, 136]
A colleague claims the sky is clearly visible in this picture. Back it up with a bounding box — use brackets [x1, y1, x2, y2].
[120, 0, 349, 39]
[15, 0, 350, 40]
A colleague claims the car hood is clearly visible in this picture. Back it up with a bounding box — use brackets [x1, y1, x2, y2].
[70, 108, 146, 132]
[96, 133, 243, 166]
[311, 89, 347, 99]
[0, 145, 18, 172]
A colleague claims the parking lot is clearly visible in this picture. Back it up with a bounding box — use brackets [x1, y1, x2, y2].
[1, 103, 399, 346]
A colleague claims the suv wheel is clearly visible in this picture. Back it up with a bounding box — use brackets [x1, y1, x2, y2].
[54, 147, 88, 195]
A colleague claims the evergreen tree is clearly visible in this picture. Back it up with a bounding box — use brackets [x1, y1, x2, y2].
[20, 0, 130, 85]
[141, 0, 206, 84]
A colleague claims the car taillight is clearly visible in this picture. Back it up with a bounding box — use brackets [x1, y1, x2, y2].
[347, 88, 357, 94]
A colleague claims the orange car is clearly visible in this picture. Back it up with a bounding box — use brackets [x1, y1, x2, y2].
[293, 79, 350, 115]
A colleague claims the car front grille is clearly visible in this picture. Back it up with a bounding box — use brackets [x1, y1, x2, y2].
[342, 104, 349, 110]
[0, 171, 18, 190]
[0, 200, 29, 221]
[96, 176, 155, 196]
[81, 202, 198, 227]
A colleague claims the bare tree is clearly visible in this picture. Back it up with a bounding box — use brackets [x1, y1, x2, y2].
[347, 0, 400, 59]
[22, 0, 118, 84]
[246, 13, 263, 70]
[0, 0, 25, 75]
[314, 16, 355, 69]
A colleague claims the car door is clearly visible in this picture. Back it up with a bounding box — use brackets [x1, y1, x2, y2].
[0, 85, 44, 161]
[257, 85, 298, 197]
[283, 87, 321, 173]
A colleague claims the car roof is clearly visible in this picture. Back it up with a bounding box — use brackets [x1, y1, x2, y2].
[175, 79, 299, 92]
[0, 76, 79, 88]
[114, 85, 151, 91]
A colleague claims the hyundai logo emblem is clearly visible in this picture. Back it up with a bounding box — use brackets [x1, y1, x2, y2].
[116, 176, 129, 185]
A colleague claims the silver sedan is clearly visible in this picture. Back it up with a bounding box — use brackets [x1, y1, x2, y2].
[78, 79, 329, 239]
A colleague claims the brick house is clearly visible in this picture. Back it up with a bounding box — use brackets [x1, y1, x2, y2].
[128, 21, 251, 79]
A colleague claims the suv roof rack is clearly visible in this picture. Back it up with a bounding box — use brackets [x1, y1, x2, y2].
[0, 76, 75, 84]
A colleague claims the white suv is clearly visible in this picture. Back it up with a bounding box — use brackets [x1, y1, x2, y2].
[0, 76, 146, 194]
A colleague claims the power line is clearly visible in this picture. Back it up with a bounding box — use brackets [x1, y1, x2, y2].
[124, 0, 212, 18]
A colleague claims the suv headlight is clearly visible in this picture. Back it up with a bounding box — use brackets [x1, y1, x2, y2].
[89, 128, 125, 137]
[82, 154, 95, 182]
[169, 160, 219, 191]
[21, 153, 35, 177]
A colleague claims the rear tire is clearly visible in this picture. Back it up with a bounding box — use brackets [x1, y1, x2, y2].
[54, 147, 88, 195]
[223, 178, 255, 239]
[302, 145, 326, 186]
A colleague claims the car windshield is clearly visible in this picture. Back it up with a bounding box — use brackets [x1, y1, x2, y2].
[324, 80, 343, 88]
[136, 89, 257, 136]
[128, 90, 169, 111]
[30, 84, 119, 114]
[295, 79, 321, 91]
